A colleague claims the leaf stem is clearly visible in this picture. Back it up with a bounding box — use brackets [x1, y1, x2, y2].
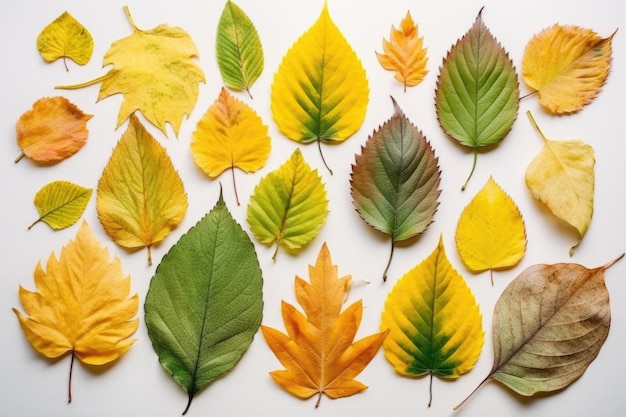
[382, 240, 396, 282]
[63, 56, 69, 72]
[68, 350, 76, 403]
[490, 269, 494, 286]
[428, 372, 433, 407]
[453, 376, 490, 411]
[315, 391, 322, 408]
[271, 243, 280, 262]
[317, 139, 333, 175]
[182, 392, 193, 415]
[28, 218, 42, 230]
[231, 167, 240, 206]
[56, 71, 116, 90]
[526, 110, 548, 144]
[603, 252, 625, 270]
[147, 246, 153, 266]
[123, 4, 139, 32]
[461, 147, 478, 191]
[14, 151, 26, 163]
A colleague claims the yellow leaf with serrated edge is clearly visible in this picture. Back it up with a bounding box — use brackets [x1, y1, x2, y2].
[381, 235, 483, 406]
[271, 3, 368, 174]
[13, 221, 138, 403]
[522, 24, 615, 114]
[375, 11, 428, 91]
[191, 87, 270, 206]
[456, 176, 526, 284]
[97, 114, 188, 265]
[525, 111, 595, 255]
[37, 11, 94, 70]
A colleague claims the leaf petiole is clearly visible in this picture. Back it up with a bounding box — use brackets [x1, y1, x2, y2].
[382, 240, 396, 282]
[461, 147, 478, 191]
[317, 139, 333, 175]
[68, 349, 76, 403]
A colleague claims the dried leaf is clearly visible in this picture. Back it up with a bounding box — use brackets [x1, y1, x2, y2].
[37, 11, 94, 70]
[144, 190, 263, 415]
[435, 8, 519, 190]
[375, 11, 428, 91]
[13, 221, 139, 403]
[525, 111, 595, 255]
[455, 176, 527, 284]
[456, 254, 624, 410]
[97, 114, 188, 265]
[261, 243, 388, 407]
[57, 6, 205, 137]
[247, 148, 328, 261]
[15, 96, 92, 164]
[350, 97, 441, 281]
[29, 180, 92, 230]
[271, 3, 369, 174]
[191, 87, 271, 205]
[381, 236, 484, 406]
[522, 24, 615, 114]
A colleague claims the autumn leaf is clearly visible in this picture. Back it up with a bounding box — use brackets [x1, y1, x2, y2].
[455, 254, 624, 410]
[525, 111, 594, 255]
[455, 176, 527, 284]
[191, 87, 271, 205]
[375, 11, 428, 91]
[435, 8, 519, 190]
[144, 189, 263, 415]
[37, 11, 93, 71]
[261, 243, 388, 407]
[216, 0, 264, 97]
[271, 3, 369, 174]
[522, 24, 615, 114]
[57, 6, 205, 137]
[97, 114, 188, 265]
[29, 180, 92, 230]
[381, 236, 484, 407]
[15, 96, 92, 164]
[13, 221, 139, 403]
[247, 148, 328, 261]
[350, 97, 441, 281]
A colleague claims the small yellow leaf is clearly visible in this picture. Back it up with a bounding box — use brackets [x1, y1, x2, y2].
[375, 11, 428, 91]
[455, 176, 527, 283]
[37, 11, 94, 70]
[191, 87, 271, 205]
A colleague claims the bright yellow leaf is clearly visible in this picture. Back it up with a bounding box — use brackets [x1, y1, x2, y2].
[522, 24, 615, 114]
[261, 243, 388, 407]
[375, 11, 428, 91]
[97, 114, 188, 265]
[525, 111, 595, 255]
[13, 221, 139, 402]
[37, 11, 94, 70]
[455, 176, 527, 283]
[191, 87, 271, 205]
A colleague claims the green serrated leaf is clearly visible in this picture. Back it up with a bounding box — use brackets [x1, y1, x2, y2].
[144, 189, 263, 415]
[247, 148, 328, 261]
[216, 0, 263, 97]
[435, 8, 519, 190]
[350, 97, 441, 281]
[30, 180, 92, 230]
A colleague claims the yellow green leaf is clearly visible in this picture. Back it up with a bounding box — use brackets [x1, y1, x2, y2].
[375, 11, 428, 91]
[97, 114, 188, 265]
[247, 148, 328, 261]
[522, 24, 615, 114]
[525, 111, 595, 255]
[37, 11, 94, 70]
[455, 176, 527, 284]
[381, 235, 484, 406]
[29, 180, 92, 230]
[57, 6, 205, 137]
[191, 87, 271, 206]
[13, 221, 139, 403]
[271, 3, 369, 174]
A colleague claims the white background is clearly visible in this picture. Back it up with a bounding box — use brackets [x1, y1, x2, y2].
[1, 1, 624, 416]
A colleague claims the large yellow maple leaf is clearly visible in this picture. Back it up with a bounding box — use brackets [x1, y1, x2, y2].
[261, 243, 388, 407]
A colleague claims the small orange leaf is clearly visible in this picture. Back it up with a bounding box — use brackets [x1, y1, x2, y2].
[15, 96, 92, 164]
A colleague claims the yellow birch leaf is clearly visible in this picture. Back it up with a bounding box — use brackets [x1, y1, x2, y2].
[522, 24, 615, 114]
[13, 221, 139, 402]
[97, 114, 188, 265]
[191, 87, 271, 206]
[375, 11, 428, 91]
[525, 111, 595, 255]
[37, 11, 94, 71]
[456, 176, 527, 283]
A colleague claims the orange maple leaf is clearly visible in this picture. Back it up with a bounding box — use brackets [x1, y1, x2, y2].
[261, 243, 388, 407]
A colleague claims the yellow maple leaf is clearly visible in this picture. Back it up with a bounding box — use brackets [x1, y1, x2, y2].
[375, 11, 428, 91]
[455, 176, 527, 284]
[13, 221, 139, 402]
[57, 6, 205, 137]
[522, 24, 615, 114]
[261, 243, 388, 407]
[191, 87, 271, 205]
[37, 11, 94, 71]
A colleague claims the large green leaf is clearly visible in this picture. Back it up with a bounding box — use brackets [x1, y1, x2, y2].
[435, 8, 519, 190]
[216, 0, 263, 97]
[29, 180, 92, 230]
[144, 190, 263, 415]
[350, 98, 441, 281]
